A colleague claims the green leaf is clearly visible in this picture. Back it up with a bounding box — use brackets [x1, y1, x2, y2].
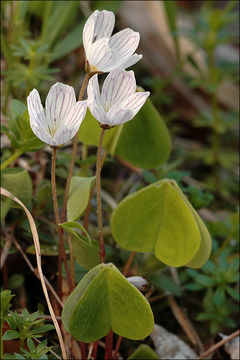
[194, 274, 214, 287]
[128, 344, 159, 359]
[67, 176, 96, 221]
[171, 181, 212, 268]
[111, 179, 201, 267]
[29, 324, 55, 334]
[62, 263, 154, 342]
[1, 290, 14, 327]
[115, 98, 171, 169]
[213, 287, 225, 305]
[92, 0, 122, 12]
[1, 168, 32, 216]
[8, 274, 24, 290]
[3, 330, 20, 340]
[52, 22, 84, 60]
[41, 1, 79, 46]
[26, 243, 60, 256]
[60, 222, 100, 270]
[8, 99, 44, 151]
[226, 286, 240, 301]
[27, 337, 35, 353]
[184, 283, 204, 291]
[146, 273, 182, 296]
[163, 1, 180, 60]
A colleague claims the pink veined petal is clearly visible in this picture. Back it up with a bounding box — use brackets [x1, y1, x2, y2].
[101, 69, 136, 110]
[64, 100, 88, 129]
[32, 127, 55, 146]
[52, 125, 77, 146]
[27, 89, 46, 132]
[88, 103, 109, 125]
[107, 106, 134, 126]
[121, 91, 150, 117]
[45, 82, 76, 130]
[109, 28, 140, 60]
[87, 37, 115, 71]
[92, 10, 115, 42]
[115, 53, 142, 70]
[87, 74, 102, 107]
[107, 91, 150, 125]
[83, 18, 95, 56]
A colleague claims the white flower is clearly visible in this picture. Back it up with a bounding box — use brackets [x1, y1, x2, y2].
[127, 276, 149, 291]
[83, 10, 142, 73]
[87, 68, 150, 127]
[27, 83, 87, 147]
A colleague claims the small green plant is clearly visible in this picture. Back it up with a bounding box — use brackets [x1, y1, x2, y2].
[185, 251, 239, 333]
[1, 290, 54, 359]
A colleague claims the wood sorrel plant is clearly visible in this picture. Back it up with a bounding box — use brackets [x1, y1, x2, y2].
[2, 8, 212, 360]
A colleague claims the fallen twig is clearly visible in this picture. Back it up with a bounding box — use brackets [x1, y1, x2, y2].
[197, 329, 240, 359]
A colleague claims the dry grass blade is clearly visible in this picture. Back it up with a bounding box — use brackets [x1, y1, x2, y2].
[1, 230, 13, 268]
[197, 329, 240, 360]
[168, 295, 204, 352]
[0, 187, 67, 360]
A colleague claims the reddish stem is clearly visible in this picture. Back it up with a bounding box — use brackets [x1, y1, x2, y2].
[79, 342, 87, 360]
[113, 251, 136, 359]
[96, 128, 106, 263]
[51, 148, 73, 295]
[92, 341, 99, 359]
[105, 330, 114, 360]
[113, 336, 122, 360]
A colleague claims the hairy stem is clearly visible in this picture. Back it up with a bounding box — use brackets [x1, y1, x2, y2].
[96, 128, 106, 263]
[61, 73, 90, 223]
[51, 148, 73, 294]
[1, 149, 23, 170]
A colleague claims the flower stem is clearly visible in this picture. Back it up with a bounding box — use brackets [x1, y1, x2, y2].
[51, 148, 73, 294]
[61, 72, 91, 223]
[113, 251, 136, 359]
[96, 128, 106, 263]
[104, 330, 113, 360]
[0, 149, 23, 170]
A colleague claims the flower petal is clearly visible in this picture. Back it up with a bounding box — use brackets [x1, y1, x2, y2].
[121, 91, 150, 117]
[116, 53, 142, 70]
[109, 28, 140, 61]
[87, 74, 102, 107]
[83, 18, 95, 56]
[87, 37, 116, 72]
[27, 89, 47, 132]
[92, 10, 115, 41]
[107, 91, 150, 126]
[52, 125, 78, 146]
[45, 82, 76, 129]
[33, 127, 55, 146]
[101, 69, 136, 110]
[64, 100, 88, 129]
[107, 106, 134, 126]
